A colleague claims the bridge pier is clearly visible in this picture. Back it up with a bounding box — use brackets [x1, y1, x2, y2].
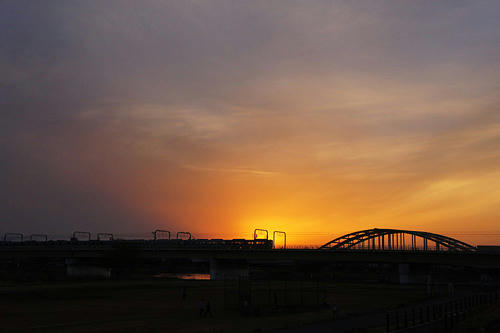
[389, 263, 432, 285]
[209, 259, 249, 280]
[65, 259, 111, 279]
[399, 263, 410, 284]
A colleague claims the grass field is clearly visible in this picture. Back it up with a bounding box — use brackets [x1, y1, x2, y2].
[0, 278, 433, 332]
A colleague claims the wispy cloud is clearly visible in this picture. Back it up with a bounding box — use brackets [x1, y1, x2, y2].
[2, 1, 500, 244]
[183, 165, 279, 176]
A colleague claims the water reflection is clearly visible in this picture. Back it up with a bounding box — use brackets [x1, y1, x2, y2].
[154, 273, 210, 280]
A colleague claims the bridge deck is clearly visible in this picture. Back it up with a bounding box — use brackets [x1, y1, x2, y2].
[1, 243, 499, 268]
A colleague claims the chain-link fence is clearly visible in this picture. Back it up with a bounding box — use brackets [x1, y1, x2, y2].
[224, 277, 328, 312]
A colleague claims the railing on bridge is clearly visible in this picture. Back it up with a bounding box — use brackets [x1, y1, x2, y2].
[386, 292, 498, 332]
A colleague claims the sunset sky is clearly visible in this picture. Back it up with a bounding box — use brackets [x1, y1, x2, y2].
[2, 1, 500, 245]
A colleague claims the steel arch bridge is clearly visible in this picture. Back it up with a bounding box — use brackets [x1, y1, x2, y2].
[319, 228, 477, 252]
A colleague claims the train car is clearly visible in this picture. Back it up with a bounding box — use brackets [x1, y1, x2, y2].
[0, 234, 274, 250]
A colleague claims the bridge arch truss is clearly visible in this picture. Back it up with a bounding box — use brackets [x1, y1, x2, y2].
[319, 228, 477, 252]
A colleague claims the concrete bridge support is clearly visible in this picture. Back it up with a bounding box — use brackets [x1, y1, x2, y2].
[209, 259, 249, 280]
[399, 263, 410, 284]
[390, 263, 431, 285]
[65, 259, 111, 279]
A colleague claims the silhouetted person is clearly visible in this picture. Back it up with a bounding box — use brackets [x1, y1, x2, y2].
[205, 300, 213, 317]
[242, 298, 249, 316]
[447, 282, 455, 297]
[331, 304, 338, 319]
[182, 286, 187, 300]
[199, 299, 205, 317]
[253, 305, 261, 317]
[426, 275, 432, 295]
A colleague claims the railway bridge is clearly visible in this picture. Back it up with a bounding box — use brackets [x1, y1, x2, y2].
[0, 228, 498, 283]
[319, 228, 478, 252]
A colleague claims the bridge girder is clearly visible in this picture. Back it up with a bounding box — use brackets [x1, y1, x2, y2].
[319, 228, 477, 252]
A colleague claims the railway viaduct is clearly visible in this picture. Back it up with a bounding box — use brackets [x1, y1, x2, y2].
[1, 228, 499, 283]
